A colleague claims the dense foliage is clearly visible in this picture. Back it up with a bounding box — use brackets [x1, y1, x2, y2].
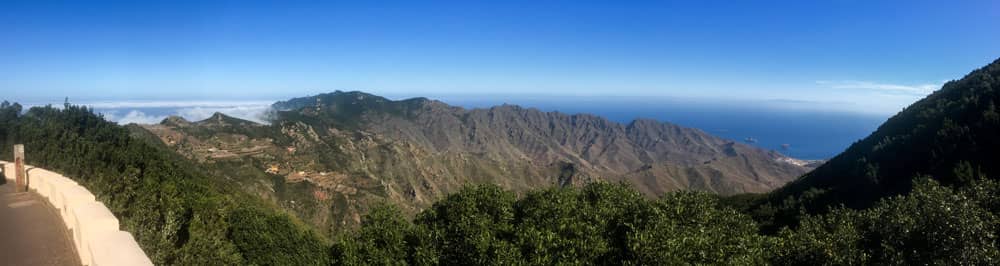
[0, 102, 328, 265]
[271, 90, 429, 130]
[332, 183, 772, 265]
[327, 178, 1000, 265]
[773, 178, 1000, 264]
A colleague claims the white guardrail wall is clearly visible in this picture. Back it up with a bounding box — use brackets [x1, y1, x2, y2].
[2, 161, 153, 266]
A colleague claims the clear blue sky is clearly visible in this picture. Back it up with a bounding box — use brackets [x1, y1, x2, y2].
[1, 0, 998, 114]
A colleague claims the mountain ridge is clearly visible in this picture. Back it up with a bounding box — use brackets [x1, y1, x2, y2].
[141, 91, 811, 234]
[271, 90, 811, 195]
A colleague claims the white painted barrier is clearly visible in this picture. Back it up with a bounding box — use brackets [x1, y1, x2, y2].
[48, 177, 78, 209]
[89, 231, 150, 266]
[2, 161, 153, 266]
[60, 186, 96, 230]
[34, 168, 65, 199]
[71, 201, 120, 264]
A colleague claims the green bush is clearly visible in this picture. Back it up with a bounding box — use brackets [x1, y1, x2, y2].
[625, 191, 769, 265]
[774, 178, 1000, 265]
[414, 184, 522, 265]
[331, 183, 774, 265]
[332, 203, 414, 265]
[228, 206, 330, 265]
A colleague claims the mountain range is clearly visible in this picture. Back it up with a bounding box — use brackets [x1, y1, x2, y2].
[138, 91, 813, 233]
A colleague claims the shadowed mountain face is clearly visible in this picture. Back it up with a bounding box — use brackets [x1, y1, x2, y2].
[140, 91, 810, 234]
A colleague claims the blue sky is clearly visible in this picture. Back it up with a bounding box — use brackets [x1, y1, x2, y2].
[1, 0, 998, 114]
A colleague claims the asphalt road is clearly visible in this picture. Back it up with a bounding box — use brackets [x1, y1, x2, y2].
[0, 175, 80, 266]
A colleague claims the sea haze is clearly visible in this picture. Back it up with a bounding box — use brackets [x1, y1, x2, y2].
[69, 95, 885, 160]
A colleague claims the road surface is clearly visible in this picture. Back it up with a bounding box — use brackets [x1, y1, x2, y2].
[0, 172, 80, 266]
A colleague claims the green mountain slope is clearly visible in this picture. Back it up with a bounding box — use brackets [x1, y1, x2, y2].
[769, 58, 1000, 211]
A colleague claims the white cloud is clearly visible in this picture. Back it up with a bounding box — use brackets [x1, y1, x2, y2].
[816, 80, 941, 96]
[113, 110, 169, 125]
[175, 105, 272, 124]
[86, 100, 275, 125]
[80, 100, 274, 109]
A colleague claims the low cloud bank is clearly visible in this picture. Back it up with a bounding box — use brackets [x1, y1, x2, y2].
[83, 100, 274, 109]
[87, 100, 274, 125]
[105, 110, 167, 125]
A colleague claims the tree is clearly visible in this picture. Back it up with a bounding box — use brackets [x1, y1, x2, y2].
[626, 191, 769, 265]
[414, 184, 522, 265]
[333, 203, 414, 266]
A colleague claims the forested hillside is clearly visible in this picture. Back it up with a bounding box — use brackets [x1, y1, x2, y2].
[331, 178, 1000, 265]
[0, 102, 329, 265]
[752, 57, 1000, 230]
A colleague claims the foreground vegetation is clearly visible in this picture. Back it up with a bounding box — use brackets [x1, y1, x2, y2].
[330, 177, 1000, 265]
[0, 102, 329, 265]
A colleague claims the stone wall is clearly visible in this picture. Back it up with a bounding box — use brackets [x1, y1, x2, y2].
[2, 161, 153, 266]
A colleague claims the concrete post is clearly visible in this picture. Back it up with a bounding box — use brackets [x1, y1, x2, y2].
[14, 144, 26, 192]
